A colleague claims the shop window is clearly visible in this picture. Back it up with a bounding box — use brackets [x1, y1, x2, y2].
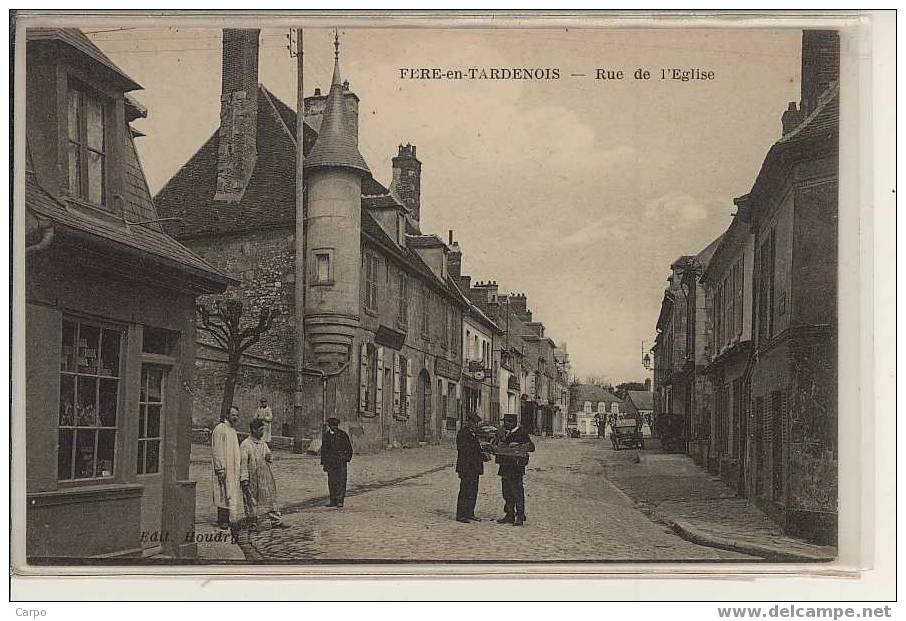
[58, 318, 121, 481]
[137, 366, 164, 475]
[67, 81, 107, 208]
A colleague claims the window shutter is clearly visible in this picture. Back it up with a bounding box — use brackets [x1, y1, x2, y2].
[359, 343, 368, 411]
[393, 353, 401, 415]
[375, 347, 384, 415]
[406, 360, 413, 417]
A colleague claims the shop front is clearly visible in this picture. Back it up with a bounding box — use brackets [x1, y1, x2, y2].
[25, 187, 231, 560]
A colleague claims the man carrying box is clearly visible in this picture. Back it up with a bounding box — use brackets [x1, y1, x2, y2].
[493, 413, 535, 526]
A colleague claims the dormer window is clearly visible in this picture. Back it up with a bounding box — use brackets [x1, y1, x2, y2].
[67, 81, 107, 207]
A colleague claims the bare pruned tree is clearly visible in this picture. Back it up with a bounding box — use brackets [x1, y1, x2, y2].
[196, 298, 278, 420]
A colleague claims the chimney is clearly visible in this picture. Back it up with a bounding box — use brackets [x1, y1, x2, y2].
[781, 101, 804, 135]
[215, 29, 260, 203]
[509, 293, 527, 317]
[304, 84, 360, 143]
[393, 143, 422, 225]
[447, 230, 462, 280]
[800, 30, 840, 117]
[644, 378, 652, 391]
[459, 275, 471, 291]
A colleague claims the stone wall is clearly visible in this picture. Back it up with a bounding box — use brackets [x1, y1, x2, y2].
[191, 353, 295, 432]
[186, 227, 298, 366]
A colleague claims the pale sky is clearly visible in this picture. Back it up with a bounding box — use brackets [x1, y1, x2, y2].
[85, 25, 801, 381]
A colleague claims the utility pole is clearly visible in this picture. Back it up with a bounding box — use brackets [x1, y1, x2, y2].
[291, 28, 307, 452]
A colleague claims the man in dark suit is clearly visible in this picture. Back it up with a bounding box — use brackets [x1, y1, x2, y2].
[494, 413, 535, 526]
[320, 417, 353, 508]
[455, 413, 486, 523]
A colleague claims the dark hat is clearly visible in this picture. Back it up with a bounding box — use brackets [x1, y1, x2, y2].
[467, 413, 482, 424]
[326, 417, 340, 425]
[503, 414, 518, 423]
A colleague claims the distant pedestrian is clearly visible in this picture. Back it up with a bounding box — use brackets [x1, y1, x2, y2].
[493, 413, 535, 526]
[254, 398, 274, 444]
[212, 406, 242, 530]
[455, 413, 487, 523]
[240, 418, 287, 529]
[320, 417, 353, 508]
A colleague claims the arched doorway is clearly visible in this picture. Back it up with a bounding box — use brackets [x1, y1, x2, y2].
[416, 369, 432, 443]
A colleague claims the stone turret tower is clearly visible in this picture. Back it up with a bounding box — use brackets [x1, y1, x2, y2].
[303, 35, 371, 376]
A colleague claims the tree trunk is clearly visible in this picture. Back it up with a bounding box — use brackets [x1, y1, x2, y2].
[220, 358, 241, 420]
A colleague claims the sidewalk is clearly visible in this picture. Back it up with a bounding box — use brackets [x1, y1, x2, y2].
[599, 443, 837, 562]
[189, 440, 458, 560]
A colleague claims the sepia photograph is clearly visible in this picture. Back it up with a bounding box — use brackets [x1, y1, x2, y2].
[13, 11, 858, 572]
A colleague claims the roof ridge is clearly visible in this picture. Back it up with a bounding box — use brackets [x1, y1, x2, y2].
[260, 85, 296, 147]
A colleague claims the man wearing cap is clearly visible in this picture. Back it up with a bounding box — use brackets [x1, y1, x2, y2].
[494, 413, 535, 526]
[320, 417, 353, 508]
[455, 413, 486, 523]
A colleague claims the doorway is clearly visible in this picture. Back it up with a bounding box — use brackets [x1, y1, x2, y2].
[138, 365, 166, 554]
[416, 370, 431, 443]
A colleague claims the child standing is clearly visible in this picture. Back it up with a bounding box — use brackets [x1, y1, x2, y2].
[240, 419, 287, 529]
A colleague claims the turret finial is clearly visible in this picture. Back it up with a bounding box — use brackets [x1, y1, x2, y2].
[334, 28, 340, 61]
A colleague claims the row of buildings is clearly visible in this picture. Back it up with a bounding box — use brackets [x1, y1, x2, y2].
[22, 28, 571, 559]
[651, 30, 839, 545]
[153, 28, 573, 450]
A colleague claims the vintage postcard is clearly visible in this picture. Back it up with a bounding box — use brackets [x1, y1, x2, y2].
[11, 10, 879, 580]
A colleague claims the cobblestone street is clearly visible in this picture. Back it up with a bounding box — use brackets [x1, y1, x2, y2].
[190, 437, 752, 562]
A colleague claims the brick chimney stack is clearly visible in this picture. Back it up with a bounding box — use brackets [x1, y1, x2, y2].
[393, 143, 422, 227]
[800, 30, 840, 117]
[215, 29, 259, 202]
[446, 230, 462, 280]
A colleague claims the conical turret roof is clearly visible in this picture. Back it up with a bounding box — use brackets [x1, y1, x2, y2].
[304, 39, 370, 176]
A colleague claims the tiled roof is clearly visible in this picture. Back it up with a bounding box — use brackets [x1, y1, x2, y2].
[744, 84, 839, 206]
[406, 234, 447, 249]
[156, 85, 388, 240]
[570, 384, 622, 405]
[626, 390, 654, 410]
[155, 87, 299, 239]
[27, 28, 141, 91]
[777, 83, 839, 147]
[361, 211, 465, 306]
[26, 167, 233, 290]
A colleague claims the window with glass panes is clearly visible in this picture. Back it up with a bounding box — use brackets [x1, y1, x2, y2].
[137, 366, 164, 475]
[67, 81, 107, 206]
[58, 319, 121, 481]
